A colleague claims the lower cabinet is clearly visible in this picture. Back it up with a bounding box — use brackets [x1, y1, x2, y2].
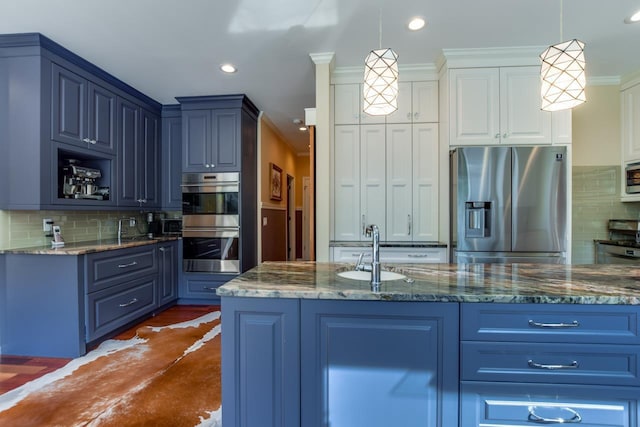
[331, 245, 447, 263]
[180, 272, 233, 303]
[0, 241, 179, 358]
[221, 297, 459, 427]
[460, 382, 640, 427]
[158, 240, 178, 306]
[460, 302, 640, 427]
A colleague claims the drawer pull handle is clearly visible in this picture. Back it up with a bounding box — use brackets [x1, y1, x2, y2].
[528, 359, 579, 370]
[119, 298, 138, 307]
[528, 320, 579, 328]
[528, 406, 582, 424]
[407, 254, 429, 258]
[118, 261, 138, 268]
[203, 286, 217, 291]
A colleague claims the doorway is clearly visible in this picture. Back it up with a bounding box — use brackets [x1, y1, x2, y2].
[286, 174, 295, 261]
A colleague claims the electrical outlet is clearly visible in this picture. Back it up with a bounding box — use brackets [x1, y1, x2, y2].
[43, 218, 53, 232]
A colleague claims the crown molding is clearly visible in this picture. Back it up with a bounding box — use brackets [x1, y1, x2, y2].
[331, 63, 438, 84]
[621, 69, 640, 90]
[587, 76, 621, 86]
[440, 46, 547, 69]
[310, 52, 335, 66]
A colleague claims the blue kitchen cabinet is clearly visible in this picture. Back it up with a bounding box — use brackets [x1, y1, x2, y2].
[460, 302, 640, 426]
[160, 105, 182, 210]
[221, 297, 300, 427]
[220, 297, 459, 427]
[0, 33, 161, 210]
[179, 272, 233, 303]
[158, 240, 179, 307]
[177, 95, 259, 174]
[51, 62, 117, 155]
[301, 300, 459, 427]
[180, 108, 240, 173]
[117, 97, 159, 208]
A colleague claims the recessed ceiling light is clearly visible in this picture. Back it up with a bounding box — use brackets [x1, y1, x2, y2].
[299, 126, 308, 131]
[220, 64, 237, 73]
[408, 17, 426, 31]
[624, 9, 640, 23]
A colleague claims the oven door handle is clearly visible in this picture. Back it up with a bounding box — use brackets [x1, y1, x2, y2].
[182, 228, 240, 238]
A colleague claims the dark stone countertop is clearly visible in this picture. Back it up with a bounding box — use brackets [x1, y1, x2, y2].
[0, 236, 179, 256]
[217, 261, 640, 305]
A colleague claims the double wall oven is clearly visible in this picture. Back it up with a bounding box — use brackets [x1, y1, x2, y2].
[182, 172, 240, 273]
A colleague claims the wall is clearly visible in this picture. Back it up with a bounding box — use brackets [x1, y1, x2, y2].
[0, 210, 181, 249]
[259, 118, 306, 261]
[571, 84, 640, 263]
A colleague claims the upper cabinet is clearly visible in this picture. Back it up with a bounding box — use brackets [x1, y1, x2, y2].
[117, 98, 159, 208]
[448, 66, 570, 146]
[386, 81, 438, 124]
[181, 108, 241, 173]
[0, 33, 162, 210]
[51, 63, 117, 155]
[333, 83, 385, 125]
[621, 81, 640, 164]
[160, 105, 183, 210]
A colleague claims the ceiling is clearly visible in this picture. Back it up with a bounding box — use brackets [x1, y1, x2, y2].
[2, 0, 640, 154]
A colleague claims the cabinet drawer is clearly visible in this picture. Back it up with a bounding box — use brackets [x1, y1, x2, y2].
[86, 276, 157, 342]
[330, 246, 446, 263]
[461, 303, 640, 344]
[460, 382, 638, 427]
[86, 245, 158, 292]
[180, 272, 232, 301]
[461, 341, 640, 386]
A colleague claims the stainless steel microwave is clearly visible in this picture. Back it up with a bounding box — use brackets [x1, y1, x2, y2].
[626, 162, 640, 194]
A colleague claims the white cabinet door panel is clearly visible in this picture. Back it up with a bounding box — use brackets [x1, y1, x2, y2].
[361, 125, 387, 240]
[412, 124, 439, 241]
[334, 125, 361, 240]
[386, 125, 413, 241]
[412, 81, 439, 123]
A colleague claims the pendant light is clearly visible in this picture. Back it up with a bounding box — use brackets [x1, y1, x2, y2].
[539, 0, 586, 111]
[363, 8, 399, 116]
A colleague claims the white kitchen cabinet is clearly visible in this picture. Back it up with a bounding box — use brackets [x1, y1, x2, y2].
[333, 125, 361, 240]
[386, 81, 438, 124]
[386, 123, 439, 241]
[360, 125, 387, 240]
[449, 66, 552, 146]
[330, 246, 446, 263]
[333, 83, 385, 125]
[622, 82, 640, 163]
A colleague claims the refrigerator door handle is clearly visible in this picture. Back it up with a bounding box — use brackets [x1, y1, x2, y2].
[407, 214, 412, 236]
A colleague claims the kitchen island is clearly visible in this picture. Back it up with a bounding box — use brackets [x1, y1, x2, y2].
[218, 262, 640, 427]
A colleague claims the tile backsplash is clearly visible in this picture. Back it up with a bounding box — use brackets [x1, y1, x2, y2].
[572, 165, 640, 264]
[0, 210, 181, 250]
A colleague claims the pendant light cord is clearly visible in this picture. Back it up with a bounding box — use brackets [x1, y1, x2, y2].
[378, 7, 382, 49]
[559, 0, 563, 41]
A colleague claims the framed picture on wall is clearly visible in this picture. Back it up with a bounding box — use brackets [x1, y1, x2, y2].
[270, 162, 282, 201]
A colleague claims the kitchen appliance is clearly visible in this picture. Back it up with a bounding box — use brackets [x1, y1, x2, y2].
[450, 146, 567, 263]
[625, 162, 640, 194]
[61, 160, 109, 200]
[160, 218, 183, 235]
[181, 172, 240, 273]
[595, 219, 640, 264]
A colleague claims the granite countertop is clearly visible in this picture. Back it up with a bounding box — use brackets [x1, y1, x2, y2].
[217, 261, 640, 305]
[0, 236, 179, 256]
[331, 241, 446, 248]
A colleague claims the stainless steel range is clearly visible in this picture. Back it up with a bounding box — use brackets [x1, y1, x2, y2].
[595, 219, 640, 264]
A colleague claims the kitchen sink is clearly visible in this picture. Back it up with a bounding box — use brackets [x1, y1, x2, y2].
[337, 270, 406, 281]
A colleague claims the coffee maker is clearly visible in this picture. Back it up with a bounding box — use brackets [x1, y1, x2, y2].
[61, 160, 108, 200]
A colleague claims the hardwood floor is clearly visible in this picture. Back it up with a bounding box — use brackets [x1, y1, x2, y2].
[0, 304, 219, 396]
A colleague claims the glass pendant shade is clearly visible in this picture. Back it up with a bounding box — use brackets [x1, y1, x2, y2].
[363, 48, 399, 116]
[539, 39, 586, 111]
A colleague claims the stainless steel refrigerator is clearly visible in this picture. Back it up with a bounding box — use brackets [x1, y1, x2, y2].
[450, 146, 567, 263]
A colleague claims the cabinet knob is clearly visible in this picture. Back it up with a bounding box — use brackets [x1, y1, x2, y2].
[494, 133, 500, 139]
[159, 247, 166, 252]
[503, 133, 508, 138]
[406, 113, 412, 120]
[89, 139, 97, 145]
[414, 112, 419, 119]
[82, 138, 91, 143]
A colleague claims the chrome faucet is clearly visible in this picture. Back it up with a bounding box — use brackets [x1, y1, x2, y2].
[365, 224, 381, 292]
